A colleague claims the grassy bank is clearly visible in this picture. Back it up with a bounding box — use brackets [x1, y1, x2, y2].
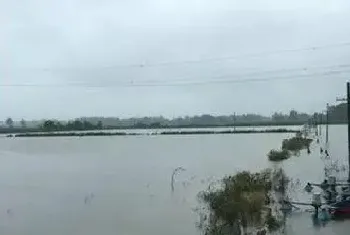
[7, 128, 299, 138]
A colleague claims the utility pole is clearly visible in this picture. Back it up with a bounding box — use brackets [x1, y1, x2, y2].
[326, 103, 329, 144]
[319, 113, 322, 136]
[336, 82, 350, 182]
[347, 82, 350, 182]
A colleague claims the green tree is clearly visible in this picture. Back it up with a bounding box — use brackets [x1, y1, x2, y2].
[72, 120, 84, 130]
[83, 120, 94, 130]
[42, 120, 57, 131]
[97, 120, 103, 129]
[56, 122, 65, 131]
[272, 112, 286, 122]
[20, 119, 27, 129]
[289, 110, 298, 120]
[5, 117, 14, 128]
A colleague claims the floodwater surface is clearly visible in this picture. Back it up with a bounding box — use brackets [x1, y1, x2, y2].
[0, 125, 348, 234]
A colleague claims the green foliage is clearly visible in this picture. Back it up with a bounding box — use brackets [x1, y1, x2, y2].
[282, 136, 312, 152]
[268, 149, 290, 162]
[41, 119, 104, 132]
[5, 117, 14, 128]
[73, 109, 317, 128]
[295, 131, 303, 138]
[15, 132, 128, 137]
[265, 213, 281, 231]
[267, 133, 313, 162]
[20, 119, 27, 129]
[97, 120, 103, 129]
[42, 120, 57, 131]
[198, 169, 287, 235]
[271, 168, 290, 194]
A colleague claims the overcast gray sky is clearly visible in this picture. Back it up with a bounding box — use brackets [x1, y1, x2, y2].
[1, 0, 350, 120]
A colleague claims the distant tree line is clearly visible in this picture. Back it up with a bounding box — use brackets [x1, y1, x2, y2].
[1, 102, 349, 133]
[4, 118, 27, 129]
[40, 120, 103, 132]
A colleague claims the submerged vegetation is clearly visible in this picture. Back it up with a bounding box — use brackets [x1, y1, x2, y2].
[267, 132, 313, 162]
[281, 136, 312, 153]
[197, 168, 289, 235]
[268, 149, 291, 162]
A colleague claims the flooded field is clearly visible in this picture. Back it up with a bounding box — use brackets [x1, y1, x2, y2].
[0, 125, 348, 234]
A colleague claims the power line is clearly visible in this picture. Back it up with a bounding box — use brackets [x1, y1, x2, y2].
[5, 62, 349, 88]
[125, 63, 350, 84]
[1, 68, 349, 88]
[125, 69, 350, 87]
[7, 42, 350, 71]
[140, 42, 350, 68]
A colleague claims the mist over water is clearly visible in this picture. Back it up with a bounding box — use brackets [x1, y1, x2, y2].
[0, 125, 348, 234]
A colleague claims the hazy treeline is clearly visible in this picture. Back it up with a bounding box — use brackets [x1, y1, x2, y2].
[0, 103, 347, 132]
[39, 120, 103, 132]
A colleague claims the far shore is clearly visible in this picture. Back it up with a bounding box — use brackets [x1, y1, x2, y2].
[6, 128, 300, 138]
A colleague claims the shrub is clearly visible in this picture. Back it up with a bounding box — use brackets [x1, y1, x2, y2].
[282, 137, 312, 152]
[197, 169, 287, 235]
[268, 149, 290, 162]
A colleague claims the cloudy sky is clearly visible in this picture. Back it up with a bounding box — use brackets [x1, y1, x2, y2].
[1, 0, 350, 120]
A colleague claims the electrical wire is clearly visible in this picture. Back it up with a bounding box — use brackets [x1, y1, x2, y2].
[1, 68, 349, 88]
[118, 63, 350, 84]
[6, 42, 350, 71]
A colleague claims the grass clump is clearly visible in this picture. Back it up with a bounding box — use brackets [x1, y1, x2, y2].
[268, 149, 290, 162]
[197, 169, 287, 235]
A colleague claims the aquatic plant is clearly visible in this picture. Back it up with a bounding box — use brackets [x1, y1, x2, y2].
[268, 149, 290, 162]
[267, 133, 313, 162]
[197, 168, 288, 235]
[281, 136, 313, 153]
[171, 167, 186, 193]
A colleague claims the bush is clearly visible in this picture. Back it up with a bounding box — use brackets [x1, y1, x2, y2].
[197, 169, 287, 235]
[268, 149, 290, 162]
[282, 137, 312, 152]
